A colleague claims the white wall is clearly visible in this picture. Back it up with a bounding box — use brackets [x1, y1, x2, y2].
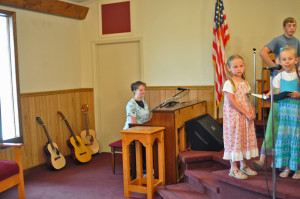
[3, 0, 300, 95]
[0, 5, 82, 93]
[81, 0, 300, 91]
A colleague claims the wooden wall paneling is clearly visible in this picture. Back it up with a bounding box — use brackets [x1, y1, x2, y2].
[79, 92, 87, 131]
[179, 90, 189, 103]
[148, 90, 161, 111]
[88, 91, 95, 130]
[34, 95, 46, 166]
[21, 96, 35, 169]
[188, 89, 198, 101]
[62, 93, 71, 155]
[66, 93, 76, 135]
[7, 147, 14, 161]
[144, 91, 150, 107]
[74, 92, 82, 136]
[7, 88, 94, 170]
[48, 95, 62, 156]
[57, 93, 68, 156]
[197, 89, 204, 101]
[159, 90, 166, 104]
[0, 148, 5, 160]
[203, 89, 213, 117]
[165, 89, 176, 99]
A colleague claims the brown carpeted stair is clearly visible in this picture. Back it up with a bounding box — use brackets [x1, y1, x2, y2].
[156, 132, 300, 199]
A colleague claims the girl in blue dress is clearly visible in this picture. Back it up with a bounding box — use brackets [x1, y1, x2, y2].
[273, 46, 300, 179]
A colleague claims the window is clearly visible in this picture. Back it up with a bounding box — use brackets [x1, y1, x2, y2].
[0, 10, 22, 143]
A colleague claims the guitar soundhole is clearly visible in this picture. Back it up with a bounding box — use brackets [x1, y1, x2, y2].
[88, 135, 94, 143]
[80, 152, 87, 155]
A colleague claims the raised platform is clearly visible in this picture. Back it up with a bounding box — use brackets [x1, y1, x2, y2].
[157, 137, 300, 199]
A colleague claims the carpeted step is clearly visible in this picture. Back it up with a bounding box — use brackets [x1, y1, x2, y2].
[212, 169, 300, 199]
[179, 150, 224, 170]
[185, 169, 221, 197]
[156, 182, 210, 199]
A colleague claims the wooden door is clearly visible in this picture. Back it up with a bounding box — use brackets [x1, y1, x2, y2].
[95, 39, 142, 152]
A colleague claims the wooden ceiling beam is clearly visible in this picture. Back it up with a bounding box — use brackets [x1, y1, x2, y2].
[0, 0, 89, 20]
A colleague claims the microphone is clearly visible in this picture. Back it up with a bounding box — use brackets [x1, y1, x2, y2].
[263, 65, 282, 71]
[177, 87, 188, 91]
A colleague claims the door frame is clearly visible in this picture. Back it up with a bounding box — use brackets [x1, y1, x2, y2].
[92, 37, 144, 152]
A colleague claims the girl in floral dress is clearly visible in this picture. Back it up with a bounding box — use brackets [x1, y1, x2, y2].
[222, 54, 259, 179]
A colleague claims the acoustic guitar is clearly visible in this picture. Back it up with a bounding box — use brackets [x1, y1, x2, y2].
[57, 111, 92, 164]
[36, 117, 66, 170]
[80, 104, 99, 154]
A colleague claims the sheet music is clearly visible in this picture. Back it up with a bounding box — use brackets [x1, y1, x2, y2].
[250, 93, 268, 100]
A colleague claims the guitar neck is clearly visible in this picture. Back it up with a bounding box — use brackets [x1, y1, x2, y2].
[42, 125, 55, 150]
[84, 112, 90, 136]
[63, 119, 79, 144]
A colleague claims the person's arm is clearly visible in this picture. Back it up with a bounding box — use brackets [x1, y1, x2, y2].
[225, 92, 255, 120]
[127, 116, 137, 124]
[288, 91, 300, 98]
[260, 47, 276, 66]
[265, 87, 280, 98]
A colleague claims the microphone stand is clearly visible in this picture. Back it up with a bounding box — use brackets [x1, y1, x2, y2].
[253, 48, 257, 108]
[173, 89, 185, 98]
[269, 69, 276, 199]
[150, 90, 186, 112]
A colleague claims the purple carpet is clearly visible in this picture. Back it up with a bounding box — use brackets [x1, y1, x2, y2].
[0, 153, 147, 199]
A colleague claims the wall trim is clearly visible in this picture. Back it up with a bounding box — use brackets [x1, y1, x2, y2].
[20, 88, 93, 98]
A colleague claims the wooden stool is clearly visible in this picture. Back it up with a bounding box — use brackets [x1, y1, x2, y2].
[109, 139, 122, 174]
[121, 126, 165, 199]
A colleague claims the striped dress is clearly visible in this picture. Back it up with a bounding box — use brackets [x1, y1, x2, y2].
[274, 71, 300, 171]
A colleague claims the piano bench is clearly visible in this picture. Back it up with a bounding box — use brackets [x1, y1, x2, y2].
[109, 139, 122, 174]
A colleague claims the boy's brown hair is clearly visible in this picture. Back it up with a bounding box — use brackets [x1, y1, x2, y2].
[283, 17, 296, 26]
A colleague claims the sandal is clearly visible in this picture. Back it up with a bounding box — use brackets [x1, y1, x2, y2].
[229, 169, 248, 180]
[292, 171, 300, 180]
[279, 168, 291, 178]
[252, 160, 264, 171]
[240, 166, 258, 176]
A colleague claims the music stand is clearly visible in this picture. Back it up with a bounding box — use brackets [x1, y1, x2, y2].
[150, 89, 187, 112]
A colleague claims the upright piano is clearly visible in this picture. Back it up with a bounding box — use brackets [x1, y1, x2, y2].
[140, 100, 207, 184]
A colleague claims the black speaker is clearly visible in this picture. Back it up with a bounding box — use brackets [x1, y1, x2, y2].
[185, 114, 223, 151]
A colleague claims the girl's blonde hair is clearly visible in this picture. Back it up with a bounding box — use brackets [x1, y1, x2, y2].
[225, 54, 246, 92]
[280, 46, 299, 87]
[279, 45, 297, 60]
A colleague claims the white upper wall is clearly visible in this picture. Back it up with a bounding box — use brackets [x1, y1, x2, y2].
[1, 0, 300, 93]
[81, 0, 300, 91]
[0, 5, 82, 93]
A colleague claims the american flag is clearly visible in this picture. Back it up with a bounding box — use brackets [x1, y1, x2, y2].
[212, 0, 229, 108]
